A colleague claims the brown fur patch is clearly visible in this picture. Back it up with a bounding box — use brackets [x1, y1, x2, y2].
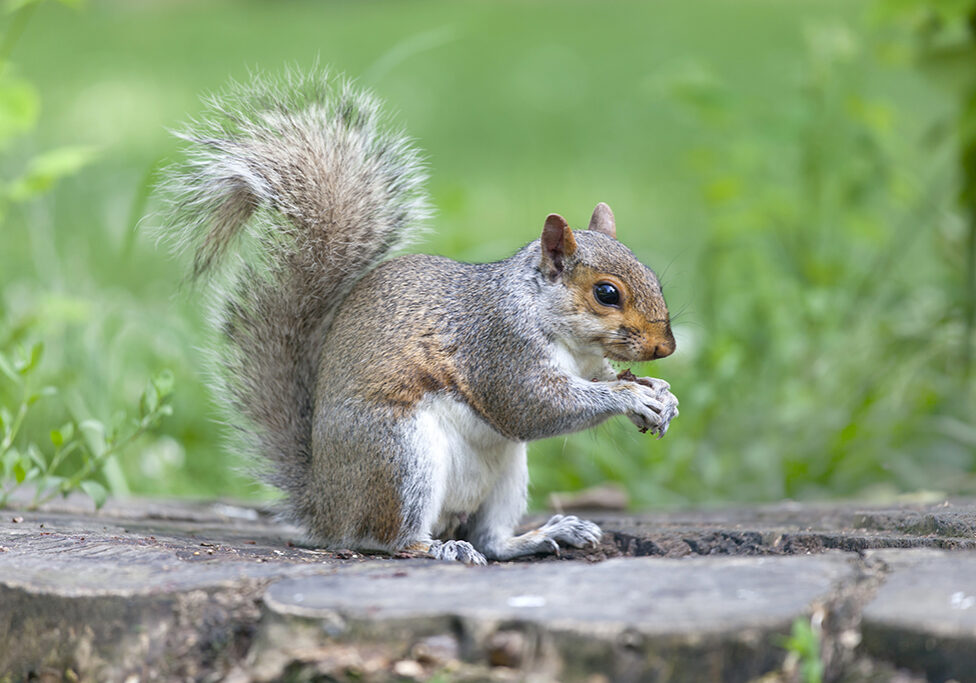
[354, 465, 404, 546]
[564, 263, 674, 361]
[367, 331, 464, 412]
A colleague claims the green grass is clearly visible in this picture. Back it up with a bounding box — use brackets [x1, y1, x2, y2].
[2, 0, 972, 507]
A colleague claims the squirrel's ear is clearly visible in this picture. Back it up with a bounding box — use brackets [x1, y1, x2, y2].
[541, 213, 577, 279]
[588, 202, 616, 239]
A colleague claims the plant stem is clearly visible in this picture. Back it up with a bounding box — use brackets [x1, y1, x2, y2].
[28, 419, 155, 509]
[46, 441, 78, 477]
[0, 401, 27, 454]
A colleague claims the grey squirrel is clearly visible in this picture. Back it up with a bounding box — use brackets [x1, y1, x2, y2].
[162, 71, 679, 564]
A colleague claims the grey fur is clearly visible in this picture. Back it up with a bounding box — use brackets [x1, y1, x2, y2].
[159, 70, 429, 505]
[161, 70, 677, 562]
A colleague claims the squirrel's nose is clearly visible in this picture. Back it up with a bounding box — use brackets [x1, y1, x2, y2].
[652, 342, 675, 360]
[649, 334, 675, 360]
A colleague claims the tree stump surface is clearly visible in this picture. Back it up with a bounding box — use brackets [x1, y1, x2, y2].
[2, 496, 975, 681]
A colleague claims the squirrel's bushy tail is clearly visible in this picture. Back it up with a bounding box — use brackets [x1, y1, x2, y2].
[160, 70, 429, 501]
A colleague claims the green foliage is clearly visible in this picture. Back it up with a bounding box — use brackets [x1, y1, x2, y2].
[0, 336, 174, 509]
[642, 23, 964, 501]
[0, 0, 176, 510]
[779, 617, 824, 683]
[4, 0, 975, 506]
[876, 0, 976, 377]
[0, 1, 97, 218]
[6, 144, 97, 201]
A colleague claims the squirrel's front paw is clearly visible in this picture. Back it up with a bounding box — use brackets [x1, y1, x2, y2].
[617, 379, 679, 438]
[640, 377, 678, 437]
[427, 539, 488, 566]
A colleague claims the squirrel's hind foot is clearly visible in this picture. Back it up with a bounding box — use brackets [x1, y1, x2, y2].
[535, 514, 602, 551]
[420, 539, 488, 566]
[477, 515, 603, 561]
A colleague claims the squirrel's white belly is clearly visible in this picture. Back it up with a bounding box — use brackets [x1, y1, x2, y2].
[412, 394, 523, 526]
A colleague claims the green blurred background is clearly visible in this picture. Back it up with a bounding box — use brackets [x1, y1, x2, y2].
[2, 0, 974, 508]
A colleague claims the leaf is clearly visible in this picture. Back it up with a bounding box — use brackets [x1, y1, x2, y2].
[0, 352, 19, 384]
[38, 474, 65, 492]
[25, 443, 45, 470]
[0, 74, 39, 146]
[104, 429, 117, 448]
[7, 145, 99, 202]
[50, 421, 74, 447]
[14, 341, 43, 375]
[79, 480, 108, 509]
[139, 380, 160, 418]
[79, 419, 106, 458]
[27, 342, 43, 370]
[13, 459, 26, 483]
[151, 369, 175, 399]
[27, 386, 57, 406]
[2, 448, 19, 476]
[779, 617, 823, 683]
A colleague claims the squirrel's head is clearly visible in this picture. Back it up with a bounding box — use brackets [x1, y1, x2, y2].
[537, 203, 675, 363]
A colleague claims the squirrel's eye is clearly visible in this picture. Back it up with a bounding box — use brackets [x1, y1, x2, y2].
[593, 282, 620, 307]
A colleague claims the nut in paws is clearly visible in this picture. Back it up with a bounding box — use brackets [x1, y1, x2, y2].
[617, 372, 678, 438]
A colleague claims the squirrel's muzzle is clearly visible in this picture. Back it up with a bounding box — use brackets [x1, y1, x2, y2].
[649, 338, 675, 360]
[643, 324, 676, 361]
